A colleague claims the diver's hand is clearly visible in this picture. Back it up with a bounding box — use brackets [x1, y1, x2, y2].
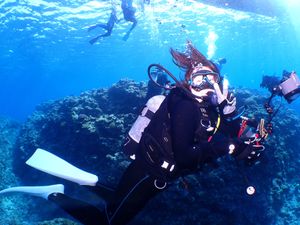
[244, 144, 265, 165]
[213, 79, 236, 115]
[229, 136, 265, 165]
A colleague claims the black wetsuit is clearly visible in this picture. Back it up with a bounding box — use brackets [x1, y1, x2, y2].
[121, 0, 137, 41]
[89, 9, 119, 44]
[121, 0, 136, 23]
[48, 87, 241, 225]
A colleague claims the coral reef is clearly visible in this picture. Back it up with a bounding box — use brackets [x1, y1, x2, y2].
[6, 80, 300, 224]
[13, 79, 147, 185]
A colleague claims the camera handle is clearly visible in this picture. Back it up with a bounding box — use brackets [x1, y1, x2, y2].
[263, 91, 282, 139]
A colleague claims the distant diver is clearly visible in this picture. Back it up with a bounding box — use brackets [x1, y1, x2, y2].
[121, 0, 138, 41]
[261, 70, 300, 103]
[88, 7, 120, 45]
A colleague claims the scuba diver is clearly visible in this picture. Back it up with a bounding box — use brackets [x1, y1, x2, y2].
[0, 42, 265, 225]
[88, 7, 120, 45]
[261, 70, 300, 103]
[121, 0, 138, 41]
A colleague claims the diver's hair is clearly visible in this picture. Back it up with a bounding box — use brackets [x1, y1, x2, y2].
[170, 41, 219, 82]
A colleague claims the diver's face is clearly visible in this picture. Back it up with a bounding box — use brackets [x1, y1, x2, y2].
[190, 66, 218, 103]
[190, 66, 217, 90]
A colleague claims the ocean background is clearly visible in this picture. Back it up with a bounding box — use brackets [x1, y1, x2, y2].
[0, 0, 299, 122]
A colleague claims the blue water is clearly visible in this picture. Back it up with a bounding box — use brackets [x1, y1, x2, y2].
[1, 0, 300, 121]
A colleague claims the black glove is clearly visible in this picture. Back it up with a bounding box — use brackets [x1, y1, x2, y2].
[229, 136, 265, 164]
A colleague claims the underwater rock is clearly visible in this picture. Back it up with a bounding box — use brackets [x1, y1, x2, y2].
[13, 79, 147, 185]
[37, 217, 80, 225]
[0, 116, 20, 188]
[10, 80, 300, 225]
[0, 117, 20, 186]
[0, 117, 37, 224]
[107, 79, 147, 113]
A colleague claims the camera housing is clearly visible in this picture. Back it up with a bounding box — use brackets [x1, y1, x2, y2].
[278, 72, 300, 103]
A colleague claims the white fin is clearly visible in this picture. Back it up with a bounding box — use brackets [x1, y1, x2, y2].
[26, 148, 98, 186]
[0, 184, 64, 199]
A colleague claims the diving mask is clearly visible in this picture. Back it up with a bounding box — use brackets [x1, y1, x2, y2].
[190, 70, 220, 91]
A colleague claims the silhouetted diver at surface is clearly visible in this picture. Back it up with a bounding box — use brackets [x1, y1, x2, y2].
[121, 0, 138, 41]
[88, 8, 120, 45]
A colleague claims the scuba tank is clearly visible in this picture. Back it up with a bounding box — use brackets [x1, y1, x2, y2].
[123, 95, 166, 159]
[123, 63, 188, 160]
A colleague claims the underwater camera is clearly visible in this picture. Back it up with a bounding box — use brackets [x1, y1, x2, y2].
[260, 70, 300, 103]
[259, 70, 300, 139]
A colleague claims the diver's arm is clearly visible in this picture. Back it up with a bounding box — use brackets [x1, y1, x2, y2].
[190, 138, 231, 164]
[221, 116, 243, 138]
